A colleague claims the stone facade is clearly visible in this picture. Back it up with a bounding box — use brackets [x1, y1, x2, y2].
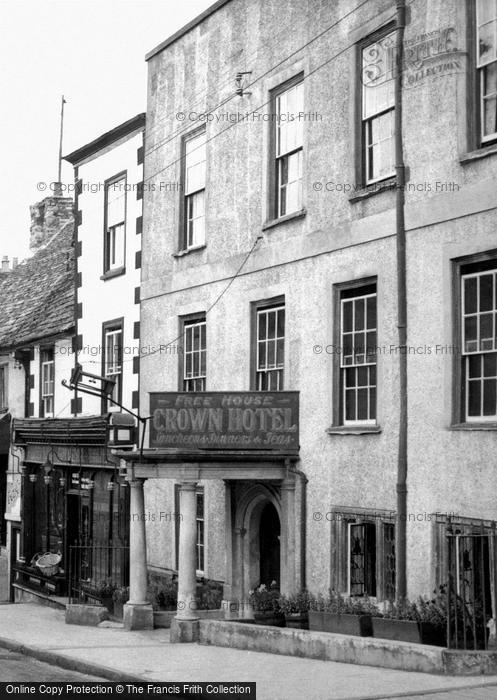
[140, 0, 497, 609]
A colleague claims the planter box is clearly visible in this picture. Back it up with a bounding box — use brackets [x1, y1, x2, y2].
[372, 617, 446, 646]
[284, 613, 309, 630]
[253, 611, 286, 627]
[308, 611, 372, 636]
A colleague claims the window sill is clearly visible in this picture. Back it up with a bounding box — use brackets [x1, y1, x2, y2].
[326, 425, 382, 435]
[100, 266, 126, 281]
[348, 178, 396, 203]
[449, 422, 497, 431]
[173, 244, 207, 258]
[262, 208, 306, 231]
[460, 143, 497, 165]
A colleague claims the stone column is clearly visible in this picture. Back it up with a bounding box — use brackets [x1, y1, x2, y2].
[280, 479, 296, 596]
[221, 482, 237, 619]
[170, 482, 199, 642]
[123, 479, 153, 630]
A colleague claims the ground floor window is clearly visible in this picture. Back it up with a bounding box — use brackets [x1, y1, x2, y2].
[330, 506, 395, 600]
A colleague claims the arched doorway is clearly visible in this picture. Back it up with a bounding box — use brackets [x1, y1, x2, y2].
[259, 502, 280, 587]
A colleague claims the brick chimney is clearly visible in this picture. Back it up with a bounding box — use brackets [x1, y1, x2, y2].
[29, 193, 74, 252]
[0, 256, 9, 273]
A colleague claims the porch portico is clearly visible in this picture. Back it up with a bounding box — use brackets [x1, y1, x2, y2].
[117, 447, 301, 639]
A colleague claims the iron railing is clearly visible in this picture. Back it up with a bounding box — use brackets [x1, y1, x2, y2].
[446, 521, 496, 650]
[68, 544, 129, 604]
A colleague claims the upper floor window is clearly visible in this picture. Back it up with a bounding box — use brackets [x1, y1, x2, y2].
[40, 348, 54, 418]
[340, 284, 377, 424]
[183, 317, 206, 391]
[254, 301, 285, 390]
[0, 365, 7, 410]
[461, 264, 497, 421]
[104, 174, 126, 274]
[183, 130, 206, 250]
[361, 30, 396, 184]
[274, 79, 304, 218]
[476, 0, 497, 144]
[103, 321, 123, 411]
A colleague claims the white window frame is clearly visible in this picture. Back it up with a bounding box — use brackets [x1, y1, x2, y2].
[256, 304, 285, 391]
[340, 292, 377, 425]
[40, 349, 55, 418]
[104, 175, 126, 272]
[461, 269, 497, 422]
[275, 81, 304, 218]
[184, 130, 206, 250]
[104, 327, 122, 411]
[183, 319, 206, 392]
[476, 0, 497, 144]
[362, 31, 396, 185]
[196, 489, 205, 575]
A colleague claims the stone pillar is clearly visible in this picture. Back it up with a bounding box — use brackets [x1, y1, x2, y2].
[222, 482, 237, 619]
[123, 479, 153, 630]
[280, 479, 296, 596]
[170, 482, 199, 642]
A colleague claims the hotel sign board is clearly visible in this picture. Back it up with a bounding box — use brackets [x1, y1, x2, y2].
[149, 391, 299, 450]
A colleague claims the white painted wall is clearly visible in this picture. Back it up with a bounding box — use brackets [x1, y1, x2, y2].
[75, 129, 143, 416]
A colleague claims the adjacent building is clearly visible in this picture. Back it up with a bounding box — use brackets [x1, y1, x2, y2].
[116, 0, 497, 635]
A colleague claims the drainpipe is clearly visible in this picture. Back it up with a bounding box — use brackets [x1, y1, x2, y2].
[395, 0, 408, 603]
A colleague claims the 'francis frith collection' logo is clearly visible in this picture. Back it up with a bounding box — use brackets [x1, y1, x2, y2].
[362, 26, 464, 90]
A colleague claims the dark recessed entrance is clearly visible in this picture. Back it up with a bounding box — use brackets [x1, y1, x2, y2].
[259, 502, 280, 587]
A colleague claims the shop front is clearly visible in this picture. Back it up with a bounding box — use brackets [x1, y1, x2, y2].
[117, 391, 302, 639]
[11, 416, 130, 604]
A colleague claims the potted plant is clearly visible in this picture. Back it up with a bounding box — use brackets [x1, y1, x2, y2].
[94, 579, 117, 613]
[279, 590, 313, 629]
[249, 582, 285, 627]
[308, 591, 375, 636]
[112, 586, 129, 619]
[372, 594, 446, 646]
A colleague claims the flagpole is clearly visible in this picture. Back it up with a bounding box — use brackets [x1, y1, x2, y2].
[58, 95, 66, 184]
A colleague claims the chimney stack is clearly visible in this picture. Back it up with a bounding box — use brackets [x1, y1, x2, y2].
[1, 256, 9, 272]
[12, 257, 18, 269]
[29, 193, 74, 252]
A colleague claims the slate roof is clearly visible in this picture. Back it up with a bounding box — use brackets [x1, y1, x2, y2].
[0, 221, 75, 349]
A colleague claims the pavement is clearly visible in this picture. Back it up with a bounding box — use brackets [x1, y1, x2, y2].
[1, 604, 497, 699]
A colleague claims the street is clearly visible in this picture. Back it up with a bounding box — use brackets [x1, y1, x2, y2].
[0, 649, 103, 682]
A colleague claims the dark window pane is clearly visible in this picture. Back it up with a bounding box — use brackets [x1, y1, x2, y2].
[480, 275, 494, 312]
[258, 312, 266, 340]
[200, 350, 206, 375]
[268, 310, 276, 339]
[366, 331, 377, 359]
[366, 296, 377, 329]
[357, 389, 368, 420]
[468, 380, 482, 416]
[357, 366, 368, 386]
[345, 367, 356, 388]
[469, 355, 482, 378]
[370, 365, 376, 385]
[480, 313, 493, 343]
[465, 316, 478, 345]
[483, 353, 497, 377]
[354, 332, 365, 356]
[343, 301, 353, 332]
[276, 339, 284, 366]
[355, 298, 365, 331]
[343, 333, 353, 359]
[345, 389, 356, 421]
[258, 341, 266, 369]
[483, 379, 496, 416]
[464, 277, 478, 314]
[267, 339, 276, 367]
[370, 387, 376, 419]
[277, 309, 285, 337]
